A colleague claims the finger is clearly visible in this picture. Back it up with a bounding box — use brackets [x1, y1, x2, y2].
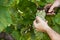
[46, 21, 48, 23]
[47, 13, 55, 15]
[51, 12, 55, 15]
[35, 29, 40, 31]
[36, 16, 45, 23]
[33, 20, 37, 26]
[36, 16, 40, 23]
[48, 5, 54, 12]
[36, 16, 43, 22]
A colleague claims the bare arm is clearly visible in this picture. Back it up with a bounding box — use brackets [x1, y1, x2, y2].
[46, 26, 60, 40]
[33, 16, 60, 40]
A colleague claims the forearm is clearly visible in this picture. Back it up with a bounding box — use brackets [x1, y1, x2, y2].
[46, 26, 60, 40]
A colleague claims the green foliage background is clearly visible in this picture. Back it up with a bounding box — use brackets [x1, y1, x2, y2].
[0, 0, 60, 40]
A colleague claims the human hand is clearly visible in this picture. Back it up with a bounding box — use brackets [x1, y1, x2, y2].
[33, 16, 49, 32]
[48, 0, 60, 12]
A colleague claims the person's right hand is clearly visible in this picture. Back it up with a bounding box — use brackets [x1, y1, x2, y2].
[33, 16, 49, 32]
[48, 0, 60, 12]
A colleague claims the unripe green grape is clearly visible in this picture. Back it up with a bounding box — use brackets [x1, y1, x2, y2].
[36, 10, 46, 21]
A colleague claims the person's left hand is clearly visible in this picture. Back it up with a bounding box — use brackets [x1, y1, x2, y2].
[48, 0, 60, 12]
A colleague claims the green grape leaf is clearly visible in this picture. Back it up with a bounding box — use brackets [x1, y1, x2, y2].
[0, 6, 12, 32]
[0, 0, 16, 7]
[11, 30, 20, 40]
[55, 13, 60, 25]
[46, 0, 54, 3]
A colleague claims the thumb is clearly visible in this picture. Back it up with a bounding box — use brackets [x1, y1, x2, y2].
[36, 16, 40, 23]
[48, 5, 54, 12]
[36, 16, 43, 23]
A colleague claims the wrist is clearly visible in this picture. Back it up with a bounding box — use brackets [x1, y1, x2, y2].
[44, 25, 51, 32]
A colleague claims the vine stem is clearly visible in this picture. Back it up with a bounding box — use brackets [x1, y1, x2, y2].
[34, 0, 39, 8]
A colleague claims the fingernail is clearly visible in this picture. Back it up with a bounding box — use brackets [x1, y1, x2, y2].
[48, 10, 51, 12]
